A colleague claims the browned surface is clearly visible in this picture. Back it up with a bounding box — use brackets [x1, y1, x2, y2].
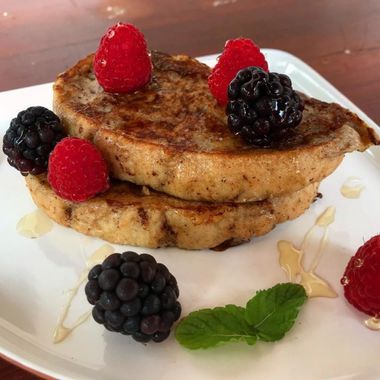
[0, 0, 379, 377]
[53, 52, 378, 152]
[25, 174, 319, 249]
[52, 50, 377, 203]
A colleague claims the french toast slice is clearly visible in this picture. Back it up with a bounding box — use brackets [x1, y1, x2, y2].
[26, 174, 319, 250]
[53, 52, 379, 202]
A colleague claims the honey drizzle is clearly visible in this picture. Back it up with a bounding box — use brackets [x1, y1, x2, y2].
[278, 207, 337, 298]
[53, 244, 114, 343]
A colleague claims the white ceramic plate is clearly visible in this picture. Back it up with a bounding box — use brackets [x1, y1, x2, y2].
[0, 50, 379, 380]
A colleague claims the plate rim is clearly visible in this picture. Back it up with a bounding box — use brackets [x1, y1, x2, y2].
[0, 48, 379, 380]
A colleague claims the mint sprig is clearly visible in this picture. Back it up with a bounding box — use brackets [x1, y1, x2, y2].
[175, 283, 307, 350]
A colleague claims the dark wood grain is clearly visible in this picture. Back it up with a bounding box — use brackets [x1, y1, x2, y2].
[1, 0, 380, 124]
[1, 0, 379, 124]
[0, 0, 379, 378]
[0, 355, 41, 379]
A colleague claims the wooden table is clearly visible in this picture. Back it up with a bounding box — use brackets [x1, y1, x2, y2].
[0, 0, 379, 378]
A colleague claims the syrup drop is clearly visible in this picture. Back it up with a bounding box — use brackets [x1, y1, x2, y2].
[354, 258, 364, 268]
[315, 206, 335, 227]
[17, 209, 53, 238]
[364, 317, 380, 331]
[340, 177, 364, 199]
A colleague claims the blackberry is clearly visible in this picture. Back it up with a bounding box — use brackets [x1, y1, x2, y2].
[85, 251, 181, 343]
[226, 67, 304, 147]
[2, 106, 66, 175]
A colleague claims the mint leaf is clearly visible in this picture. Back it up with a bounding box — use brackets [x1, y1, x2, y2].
[175, 283, 307, 350]
[175, 304, 258, 349]
[245, 283, 307, 342]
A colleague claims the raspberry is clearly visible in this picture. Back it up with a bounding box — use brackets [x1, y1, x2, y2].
[208, 38, 269, 105]
[94, 23, 152, 93]
[47, 137, 109, 202]
[341, 235, 380, 318]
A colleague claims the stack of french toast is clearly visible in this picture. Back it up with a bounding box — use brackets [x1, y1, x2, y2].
[25, 49, 379, 249]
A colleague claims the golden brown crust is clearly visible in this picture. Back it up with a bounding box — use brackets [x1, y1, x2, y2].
[26, 174, 319, 250]
[53, 52, 380, 202]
